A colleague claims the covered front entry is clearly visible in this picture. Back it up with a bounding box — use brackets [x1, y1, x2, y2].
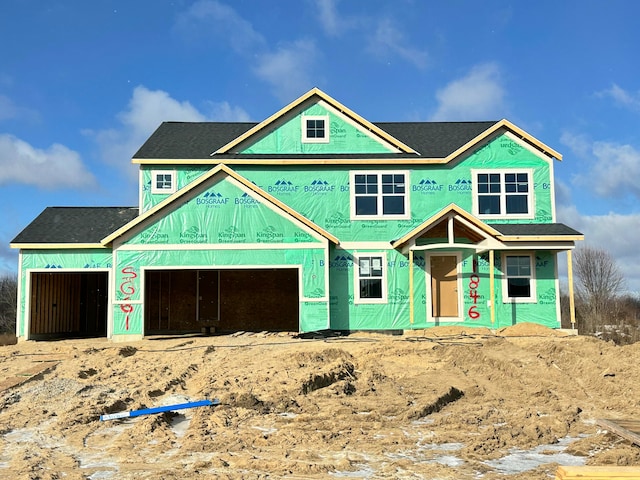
[144, 268, 299, 334]
[29, 272, 108, 339]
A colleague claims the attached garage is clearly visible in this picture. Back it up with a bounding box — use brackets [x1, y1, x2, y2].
[144, 268, 299, 334]
[29, 271, 108, 339]
[11, 172, 334, 342]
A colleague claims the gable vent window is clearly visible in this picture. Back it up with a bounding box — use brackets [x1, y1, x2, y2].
[302, 115, 329, 143]
[151, 170, 177, 194]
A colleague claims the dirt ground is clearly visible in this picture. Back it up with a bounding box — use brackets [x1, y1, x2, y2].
[1, 324, 640, 479]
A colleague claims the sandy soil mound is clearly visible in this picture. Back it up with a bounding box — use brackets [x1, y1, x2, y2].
[0, 330, 639, 479]
[497, 322, 573, 337]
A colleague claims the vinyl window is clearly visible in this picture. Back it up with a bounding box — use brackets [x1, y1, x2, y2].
[355, 253, 387, 304]
[473, 170, 533, 219]
[351, 171, 409, 219]
[151, 170, 176, 194]
[302, 115, 329, 143]
[502, 253, 536, 303]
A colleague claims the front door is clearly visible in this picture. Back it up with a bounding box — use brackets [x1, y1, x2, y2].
[430, 255, 459, 318]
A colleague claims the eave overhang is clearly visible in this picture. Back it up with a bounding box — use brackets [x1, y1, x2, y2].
[131, 119, 561, 166]
[10, 243, 108, 250]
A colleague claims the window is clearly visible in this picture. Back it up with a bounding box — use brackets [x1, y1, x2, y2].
[502, 254, 536, 302]
[351, 171, 409, 219]
[301, 115, 329, 143]
[355, 253, 387, 303]
[473, 170, 533, 218]
[151, 170, 176, 194]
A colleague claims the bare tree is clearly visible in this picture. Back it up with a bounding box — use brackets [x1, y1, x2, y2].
[573, 245, 625, 334]
[0, 274, 17, 334]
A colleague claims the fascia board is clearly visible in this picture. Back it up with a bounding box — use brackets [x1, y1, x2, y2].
[10, 243, 108, 250]
[498, 241, 580, 250]
[134, 158, 451, 165]
[500, 119, 563, 160]
[497, 234, 585, 242]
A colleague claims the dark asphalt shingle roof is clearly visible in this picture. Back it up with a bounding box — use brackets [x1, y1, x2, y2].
[12, 208, 582, 245]
[133, 121, 498, 160]
[489, 223, 583, 237]
[11, 207, 138, 244]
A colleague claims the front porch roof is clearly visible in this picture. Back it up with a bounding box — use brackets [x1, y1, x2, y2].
[391, 204, 584, 254]
[391, 204, 503, 253]
[489, 223, 584, 241]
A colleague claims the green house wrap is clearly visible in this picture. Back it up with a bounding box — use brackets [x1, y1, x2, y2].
[11, 88, 582, 341]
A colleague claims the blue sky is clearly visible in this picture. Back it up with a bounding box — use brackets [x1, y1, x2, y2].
[1, 0, 640, 292]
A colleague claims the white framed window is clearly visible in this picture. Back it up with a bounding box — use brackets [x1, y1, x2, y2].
[301, 115, 329, 143]
[350, 171, 410, 219]
[502, 253, 537, 303]
[354, 252, 387, 304]
[472, 169, 534, 219]
[151, 170, 176, 194]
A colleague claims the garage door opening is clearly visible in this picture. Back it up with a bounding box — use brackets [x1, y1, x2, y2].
[29, 272, 108, 339]
[145, 269, 299, 335]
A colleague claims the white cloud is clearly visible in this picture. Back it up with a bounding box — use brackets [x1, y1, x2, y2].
[0, 95, 21, 121]
[174, 0, 265, 54]
[253, 40, 319, 102]
[597, 83, 640, 111]
[561, 132, 640, 199]
[89, 86, 205, 178]
[589, 142, 640, 198]
[88, 86, 250, 180]
[367, 18, 428, 70]
[205, 101, 251, 122]
[175, 1, 317, 102]
[559, 132, 591, 159]
[0, 133, 95, 189]
[0, 94, 39, 122]
[557, 204, 640, 294]
[316, 0, 343, 36]
[430, 63, 506, 121]
[119, 86, 208, 134]
[314, 2, 426, 70]
[315, 0, 360, 37]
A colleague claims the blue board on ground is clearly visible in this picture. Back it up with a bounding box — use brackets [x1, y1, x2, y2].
[100, 398, 220, 421]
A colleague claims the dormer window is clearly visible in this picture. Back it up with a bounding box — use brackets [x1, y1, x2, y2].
[151, 170, 176, 194]
[302, 115, 329, 143]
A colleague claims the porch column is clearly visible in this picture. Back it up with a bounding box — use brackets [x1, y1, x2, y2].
[489, 250, 495, 325]
[409, 249, 414, 324]
[567, 249, 577, 329]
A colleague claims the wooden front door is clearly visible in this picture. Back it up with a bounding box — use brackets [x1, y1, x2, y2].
[430, 255, 459, 318]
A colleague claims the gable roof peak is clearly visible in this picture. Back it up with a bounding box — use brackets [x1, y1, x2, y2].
[212, 87, 417, 155]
